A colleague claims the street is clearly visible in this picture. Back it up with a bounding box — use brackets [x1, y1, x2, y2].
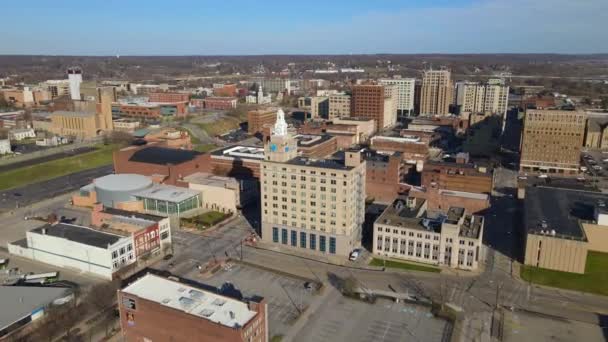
[0, 164, 113, 212]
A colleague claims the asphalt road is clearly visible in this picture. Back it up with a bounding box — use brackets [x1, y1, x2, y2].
[0, 165, 113, 211]
[0, 146, 97, 173]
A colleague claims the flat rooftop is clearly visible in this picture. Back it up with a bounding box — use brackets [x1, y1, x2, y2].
[134, 184, 200, 203]
[524, 186, 608, 240]
[129, 146, 203, 165]
[294, 134, 334, 148]
[102, 207, 165, 222]
[183, 172, 239, 188]
[121, 274, 257, 329]
[30, 223, 124, 249]
[375, 197, 442, 233]
[286, 156, 352, 171]
[0, 286, 71, 332]
[211, 145, 265, 160]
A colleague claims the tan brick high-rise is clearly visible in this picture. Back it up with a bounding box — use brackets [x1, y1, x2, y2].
[420, 70, 453, 115]
[520, 109, 585, 175]
[260, 109, 366, 257]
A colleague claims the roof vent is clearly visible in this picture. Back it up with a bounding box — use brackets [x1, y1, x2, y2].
[162, 298, 171, 304]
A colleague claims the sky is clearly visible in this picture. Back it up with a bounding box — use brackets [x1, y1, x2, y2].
[1, 0, 607, 55]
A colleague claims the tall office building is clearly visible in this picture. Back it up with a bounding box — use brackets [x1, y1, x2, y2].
[67, 67, 83, 101]
[379, 77, 416, 116]
[520, 109, 586, 175]
[328, 93, 351, 119]
[455, 78, 509, 116]
[260, 109, 366, 257]
[310, 96, 329, 118]
[351, 84, 397, 131]
[420, 69, 453, 115]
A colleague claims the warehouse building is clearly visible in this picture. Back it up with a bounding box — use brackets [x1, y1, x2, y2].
[8, 223, 135, 279]
[0, 286, 73, 338]
[118, 273, 268, 342]
[523, 186, 608, 273]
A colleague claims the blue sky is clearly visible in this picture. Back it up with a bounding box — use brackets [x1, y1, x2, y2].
[2, 0, 606, 55]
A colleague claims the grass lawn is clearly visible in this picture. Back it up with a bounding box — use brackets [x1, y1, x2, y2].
[193, 143, 218, 152]
[0, 145, 116, 191]
[197, 116, 242, 137]
[520, 251, 608, 296]
[181, 211, 230, 230]
[369, 258, 441, 273]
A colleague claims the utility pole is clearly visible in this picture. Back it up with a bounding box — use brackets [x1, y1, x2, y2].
[495, 283, 502, 310]
[240, 239, 243, 261]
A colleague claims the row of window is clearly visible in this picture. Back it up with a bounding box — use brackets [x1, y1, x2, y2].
[272, 228, 336, 254]
[376, 227, 476, 246]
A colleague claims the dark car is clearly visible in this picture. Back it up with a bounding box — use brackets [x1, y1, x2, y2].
[163, 254, 173, 261]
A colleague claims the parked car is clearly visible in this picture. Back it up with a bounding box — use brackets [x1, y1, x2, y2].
[349, 249, 361, 261]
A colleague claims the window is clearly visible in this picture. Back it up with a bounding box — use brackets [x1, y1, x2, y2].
[120, 247, 126, 255]
[112, 251, 118, 259]
[320, 236, 327, 252]
[161, 231, 169, 240]
[329, 237, 336, 254]
[300, 232, 307, 248]
[281, 229, 288, 245]
[291, 230, 297, 246]
[310, 234, 317, 250]
[272, 227, 279, 243]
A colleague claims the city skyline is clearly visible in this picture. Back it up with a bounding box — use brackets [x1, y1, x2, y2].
[2, 0, 607, 55]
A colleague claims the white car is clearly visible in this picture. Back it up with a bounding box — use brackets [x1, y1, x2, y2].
[593, 165, 603, 170]
[349, 249, 361, 261]
[580, 166, 588, 172]
[538, 174, 548, 179]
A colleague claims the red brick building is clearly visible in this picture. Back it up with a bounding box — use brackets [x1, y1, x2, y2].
[213, 84, 238, 97]
[295, 134, 338, 158]
[118, 273, 268, 342]
[351, 84, 387, 131]
[247, 108, 278, 134]
[421, 160, 493, 194]
[117, 103, 161, 118]
[148, 92, 190, 103]
[411, 187, 490, 214]
[113, 145, 211, 186]
[370, 135, 430, 163]
[203, 97, 238, 110]
[363, 150, 410, 203]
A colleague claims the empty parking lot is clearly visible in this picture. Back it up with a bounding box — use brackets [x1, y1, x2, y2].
[294, 295, 451, 342]
[192, 263, 317, 338]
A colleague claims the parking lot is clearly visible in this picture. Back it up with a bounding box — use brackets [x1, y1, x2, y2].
[294, 296, 451, 342]
[502, 310, 605, 342]
[0, 250, 106, 287]
[187, 263, 317, 338]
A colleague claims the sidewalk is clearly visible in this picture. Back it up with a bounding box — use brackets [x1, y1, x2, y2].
[282, 286, 338, 342]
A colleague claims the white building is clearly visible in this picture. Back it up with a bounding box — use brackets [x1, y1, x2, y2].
[455, 78, 509, 116]
[373, 197, 484, 271]
[67, 67, 83, 101]
[0, 139, 11, 154]
[9, 128, 36, 141]
[186, 172, 241, 214]
[35, 135, 68, 147]
[8, 223, 135, 279]
[379, 78, 416, 116]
